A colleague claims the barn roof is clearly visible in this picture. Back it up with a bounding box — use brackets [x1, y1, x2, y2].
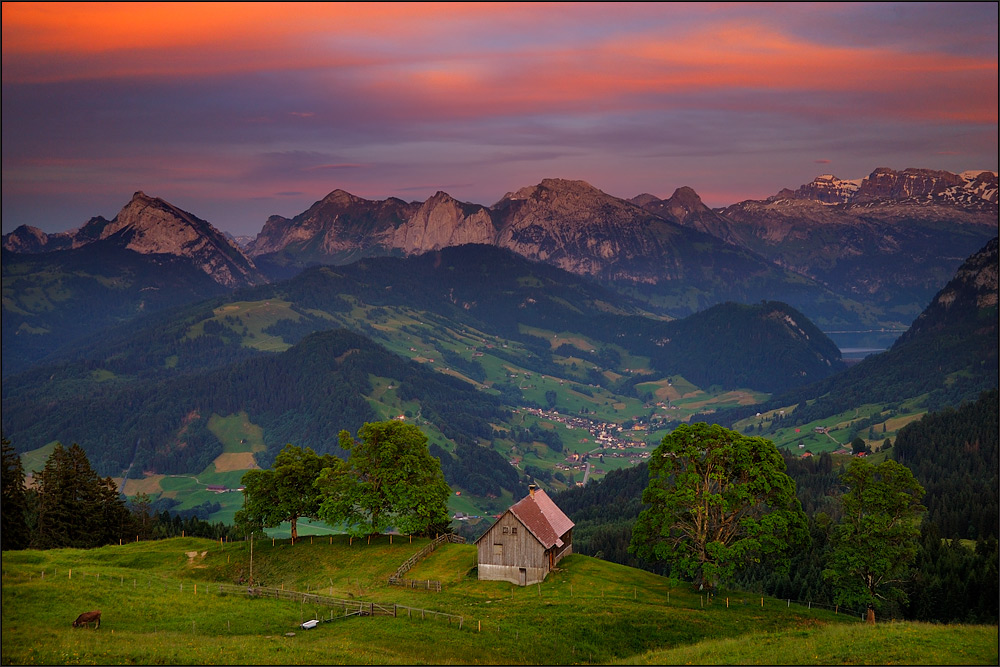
[511, 488, 574, 549]
[474, 487, 575, 549]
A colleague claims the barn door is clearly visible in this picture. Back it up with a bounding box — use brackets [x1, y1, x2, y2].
[519, 568, 526, 586]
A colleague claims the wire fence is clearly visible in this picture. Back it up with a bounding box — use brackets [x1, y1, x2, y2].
[387, 533, 465, 591]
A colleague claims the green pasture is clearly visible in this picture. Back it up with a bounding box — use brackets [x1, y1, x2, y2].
[739, 398, 932, 454]
[206, 413, 265, 455]
[19, 441, 59, 476]
[6, 537, 992, 665]
[618, 620, 998, 665]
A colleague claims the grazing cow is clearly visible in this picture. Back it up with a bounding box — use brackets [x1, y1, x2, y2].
[72, 611, 101, 629]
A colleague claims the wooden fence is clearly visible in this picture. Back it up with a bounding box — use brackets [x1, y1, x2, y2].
[387, 533, 465, 591]
[216, 583, 466, 626]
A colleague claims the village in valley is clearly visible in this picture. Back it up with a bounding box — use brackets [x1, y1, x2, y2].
[514, 405, 652, 477]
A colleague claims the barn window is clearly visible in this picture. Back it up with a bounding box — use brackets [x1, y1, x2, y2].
[503, 526, 509, 534]
[493, 543, 503, 557]
[511, 527, 518, 535]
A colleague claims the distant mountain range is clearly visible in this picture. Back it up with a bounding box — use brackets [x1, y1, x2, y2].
[2, 167, 996, 517]
[3, 167, 996, 375]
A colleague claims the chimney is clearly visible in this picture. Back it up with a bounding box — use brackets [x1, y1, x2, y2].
[528, 484, 536, 498]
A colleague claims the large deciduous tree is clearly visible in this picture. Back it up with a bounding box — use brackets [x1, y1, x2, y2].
[823, 458, 925, 624]
[235, 444, 341, 542]
[318, 421, 450, 538]
[629, 423, 808, 591]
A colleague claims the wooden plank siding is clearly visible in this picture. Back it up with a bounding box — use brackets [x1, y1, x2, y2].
[475, 487, 574, 586]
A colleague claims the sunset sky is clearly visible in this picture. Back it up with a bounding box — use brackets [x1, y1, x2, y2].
[2, 2, 997, 236]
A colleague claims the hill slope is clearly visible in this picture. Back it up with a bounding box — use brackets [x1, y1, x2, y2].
[717, 236, 998, 428]
[0, 536, 910, 666]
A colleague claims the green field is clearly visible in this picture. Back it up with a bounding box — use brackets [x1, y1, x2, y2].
[735, 395, 931, 456]
[2, 538, 994, 665]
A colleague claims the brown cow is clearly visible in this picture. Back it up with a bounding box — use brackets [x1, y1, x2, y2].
[72, 611, 101, 629]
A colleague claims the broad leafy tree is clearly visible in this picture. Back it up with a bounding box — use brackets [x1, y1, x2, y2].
[823, 458, 925, 623]
[235, 444, 340, 542]
[1, 436, 31, 550]
[629, 423, 808, 591]
[318, 421, 450, 537]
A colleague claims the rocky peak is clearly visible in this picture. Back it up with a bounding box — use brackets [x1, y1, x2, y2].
[852, 167, 964, 203]
[97, 192, 264, 287]
[773, 174, 863, 204]
[321, 189, 364, 207]
[629, 193, 661, 208]
[2, 225, 54, 253]
[767, 168, 997, 213]
[959, 171, 998, 205]
[663, 186, 708, 216]
[392, 191, 495, 252]
[500, 178, 607, 205]
[643, 186, 738, 242]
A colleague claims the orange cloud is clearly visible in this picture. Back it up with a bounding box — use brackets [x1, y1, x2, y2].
[3, 2, 995, 127]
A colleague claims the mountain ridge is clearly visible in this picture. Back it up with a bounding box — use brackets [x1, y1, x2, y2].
[4, 192, 265, 289]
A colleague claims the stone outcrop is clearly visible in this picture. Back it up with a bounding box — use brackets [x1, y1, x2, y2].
[3, 192, 265, 288]
[392, 191, 495, 252]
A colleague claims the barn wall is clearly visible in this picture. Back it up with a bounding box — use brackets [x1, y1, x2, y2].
[478, 563, 548, 586]
[476, 512, 548, 585]
[552, 528, 573, 565]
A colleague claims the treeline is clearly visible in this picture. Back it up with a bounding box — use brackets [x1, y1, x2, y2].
[553, 464, 659, 572]
[555, 390, 999, 623]
[893, 388, 998, 539]
[1, 439, 240, 551]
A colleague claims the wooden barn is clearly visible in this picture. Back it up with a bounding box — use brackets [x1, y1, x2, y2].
[474, 485, 574, 586]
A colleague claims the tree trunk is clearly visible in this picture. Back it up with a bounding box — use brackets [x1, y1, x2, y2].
[290, 517, 298, 544]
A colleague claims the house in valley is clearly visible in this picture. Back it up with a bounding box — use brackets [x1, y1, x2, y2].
[474, 484, 574, 586]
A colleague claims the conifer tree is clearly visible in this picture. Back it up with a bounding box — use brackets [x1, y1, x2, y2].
[1, 437, 31, 550]
[34, 443, 130, 548]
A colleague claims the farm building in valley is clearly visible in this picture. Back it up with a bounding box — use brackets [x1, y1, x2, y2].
[474, 484, 574, 586]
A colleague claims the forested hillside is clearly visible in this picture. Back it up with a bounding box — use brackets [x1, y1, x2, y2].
[1, 245, 230, 376]
[894, 388, 998, 540]
[3, 330, 510, 483]
[713, 237, 998, 429]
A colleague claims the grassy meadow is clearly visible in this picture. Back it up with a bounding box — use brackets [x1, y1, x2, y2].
[3, 536, 996, 665]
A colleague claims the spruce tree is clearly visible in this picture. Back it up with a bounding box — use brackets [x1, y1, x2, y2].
[1, 437, 31, 550]
[34, 443, 129, 548]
